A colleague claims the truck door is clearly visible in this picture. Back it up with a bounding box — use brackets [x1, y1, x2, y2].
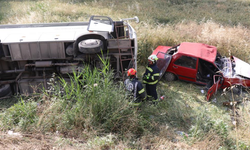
[206, 75, 223, 101]
[87, 16, 114, 32]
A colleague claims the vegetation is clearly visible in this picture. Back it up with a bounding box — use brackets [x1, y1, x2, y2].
[1, 0, 250, 149]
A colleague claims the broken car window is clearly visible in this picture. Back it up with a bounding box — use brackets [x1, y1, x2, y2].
[174, 55, 197, 69]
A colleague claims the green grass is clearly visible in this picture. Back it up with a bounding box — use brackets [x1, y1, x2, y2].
[1, 71, 249, 149]
[2, 0, 250, 26]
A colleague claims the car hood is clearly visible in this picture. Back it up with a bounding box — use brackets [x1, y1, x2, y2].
[233, 56, 250, 78]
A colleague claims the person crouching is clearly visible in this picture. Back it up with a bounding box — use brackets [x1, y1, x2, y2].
[124, 68, 146, 107]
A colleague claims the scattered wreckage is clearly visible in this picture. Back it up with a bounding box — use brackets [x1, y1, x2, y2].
[0, 16, 139, 98]
[152, 42, 250, 100]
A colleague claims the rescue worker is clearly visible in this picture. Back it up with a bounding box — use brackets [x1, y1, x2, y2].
[124, 68, 146, 107]
[143, 54, 160, 104]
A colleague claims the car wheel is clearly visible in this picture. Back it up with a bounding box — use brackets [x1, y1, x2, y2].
[0, 84, 12, 98]
[164, 72, 176, 82]
[232, 85, 242, 95]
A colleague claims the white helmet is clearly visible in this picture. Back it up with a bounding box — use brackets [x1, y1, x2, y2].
[148, 55, 158, 63]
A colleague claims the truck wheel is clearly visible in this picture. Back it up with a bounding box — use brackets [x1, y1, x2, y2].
[78, 39, 103, 54]
[73, 34, 107, 54]
[164, 72, 176, 82]
[0, 84, 12, 98]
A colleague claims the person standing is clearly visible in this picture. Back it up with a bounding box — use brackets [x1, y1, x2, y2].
[124, 68, 146, 107]
[143, 55, 160, 104]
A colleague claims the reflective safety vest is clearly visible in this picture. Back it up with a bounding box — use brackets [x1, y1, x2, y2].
[124, 78, 146, 105]
[143, 63, 160, 85]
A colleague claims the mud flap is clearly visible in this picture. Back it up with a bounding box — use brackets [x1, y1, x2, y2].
[156, 52, 172, 81]
[206, 75, 223, 101]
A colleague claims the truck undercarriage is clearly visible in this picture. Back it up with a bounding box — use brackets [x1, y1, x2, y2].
[0, 16, 139, 98]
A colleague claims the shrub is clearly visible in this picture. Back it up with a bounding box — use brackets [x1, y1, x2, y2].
[0, 98, 38, 131]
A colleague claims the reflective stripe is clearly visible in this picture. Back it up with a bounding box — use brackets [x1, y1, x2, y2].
[151, 73, 159, 81]
[154, 73, 160, 76]
[152, 99, 159, 102]
[143, 80, 158, 85]
[146, 80, 158, 85]
[129, 102, 141, 106]
[138, 88, 145, 94]
[146, 66, 153, 72]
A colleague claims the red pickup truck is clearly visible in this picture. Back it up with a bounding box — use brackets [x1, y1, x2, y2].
[152, 42, 250, 100]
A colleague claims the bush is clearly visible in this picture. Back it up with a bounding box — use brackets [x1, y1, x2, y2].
[1, 98, 38, 131]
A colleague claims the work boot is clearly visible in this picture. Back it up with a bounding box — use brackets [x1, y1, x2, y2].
[152, 99, 159, 105]
[146, 96, 154, 102]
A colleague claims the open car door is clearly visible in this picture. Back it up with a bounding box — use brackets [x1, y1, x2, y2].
[156, 52, 172, 81]
[87, 16, 114, 32]
[206, 75, 223, 101]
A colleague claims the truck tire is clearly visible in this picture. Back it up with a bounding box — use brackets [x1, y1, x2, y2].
[0, 84, 12, 98]
[78, 39, 103, 54]
[164, 72, 176, 82]
[73, 34, 107, 54]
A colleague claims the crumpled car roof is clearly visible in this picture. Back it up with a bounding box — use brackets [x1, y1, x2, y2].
[178, 42, 217, 63]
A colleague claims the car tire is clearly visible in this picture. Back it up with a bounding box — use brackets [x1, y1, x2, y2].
[0, 84, 12, 98]
[232, 85, 242, 95]
[164, 72, 176, 82]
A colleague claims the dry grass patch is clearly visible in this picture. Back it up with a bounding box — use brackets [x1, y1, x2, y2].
[1, 1, 122, 24]
[229, 102, 250, 146]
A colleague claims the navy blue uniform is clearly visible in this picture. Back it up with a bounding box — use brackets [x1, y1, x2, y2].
[143, 63, 160, 101]
[124, 78, 146, 106]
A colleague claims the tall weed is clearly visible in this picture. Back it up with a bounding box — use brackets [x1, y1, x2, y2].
[0, 58, 148, 138]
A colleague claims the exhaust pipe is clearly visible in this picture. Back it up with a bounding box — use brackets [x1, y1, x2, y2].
[121, 16, 139, 23]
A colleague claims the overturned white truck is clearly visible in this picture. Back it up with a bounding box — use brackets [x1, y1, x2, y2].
[0, 16, 139, 98]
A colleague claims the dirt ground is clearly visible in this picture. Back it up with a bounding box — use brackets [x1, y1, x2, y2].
[0, 131, 83, 150]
